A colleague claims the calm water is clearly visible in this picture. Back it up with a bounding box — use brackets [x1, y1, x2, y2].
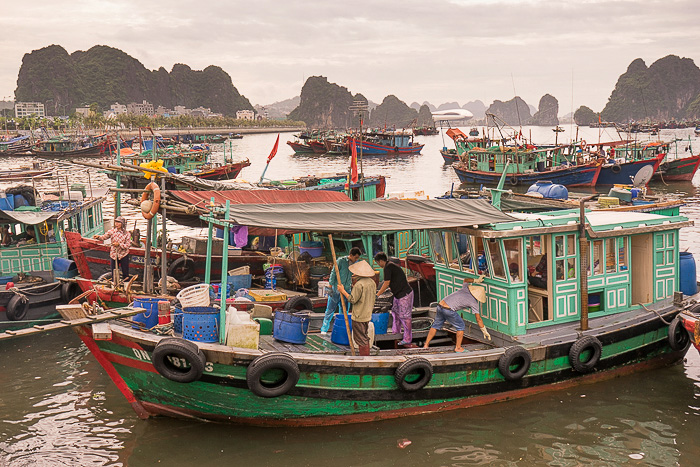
[2, 127, 700, 466]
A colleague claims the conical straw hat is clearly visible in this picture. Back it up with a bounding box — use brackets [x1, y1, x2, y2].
[348, 260, 376, 278]
[468, 284, 486, 303]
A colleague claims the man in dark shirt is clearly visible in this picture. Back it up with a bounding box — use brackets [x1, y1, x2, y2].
[375, 252, 414, 346]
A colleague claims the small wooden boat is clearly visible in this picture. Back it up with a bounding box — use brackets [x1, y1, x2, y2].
[0, 167, 53, 181]
[351, 130, 424, 155]
[654, 154, 700, 182]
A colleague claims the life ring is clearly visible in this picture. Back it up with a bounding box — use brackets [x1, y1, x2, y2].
[60, 281, 80, 304]
[246, 353, 300, 398]
[611, 164, 622, 174]
[6, 293, 29, 321]
[140, 181, 161, 220]
[580, 140, 588, 151]
[284, 295, 314, 312]
[394, 358, 433, 391]
[167, 257, 195, 282]
[498, 346, 531, 381]
[509, 176, 519, 186]
[668, 316, 691, 351]
[151, 337, 207, 383]
[568, 335, 602, 373]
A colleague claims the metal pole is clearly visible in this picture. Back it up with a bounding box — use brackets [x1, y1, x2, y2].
[328, 234, 355, 356]
[220, 201, 231, 343]
[144, 202, 153, 294]
[160, 176, 167, 295]
[579, 196, 593, 331]
[115, 133, 121, 217]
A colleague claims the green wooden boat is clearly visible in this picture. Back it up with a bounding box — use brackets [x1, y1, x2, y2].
[64, 199, 697, 426]
[0, 188, 106, 331]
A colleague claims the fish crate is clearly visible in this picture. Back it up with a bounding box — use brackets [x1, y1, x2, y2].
[249, 290, 287, 302]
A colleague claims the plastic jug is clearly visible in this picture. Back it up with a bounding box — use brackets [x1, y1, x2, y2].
[225, 305, 260, 349]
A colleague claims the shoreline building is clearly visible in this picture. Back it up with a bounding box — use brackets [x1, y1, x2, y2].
[15, 102, 45, 118]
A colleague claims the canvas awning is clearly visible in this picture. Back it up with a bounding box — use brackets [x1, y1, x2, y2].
[214, 198, 515, 233]
[0, 210, 56, 225]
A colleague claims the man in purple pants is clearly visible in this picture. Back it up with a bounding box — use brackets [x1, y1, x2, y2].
[375, 252, 414, 346]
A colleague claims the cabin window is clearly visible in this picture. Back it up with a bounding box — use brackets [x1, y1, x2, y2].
[606, 239, 616, 273]
[503, 238, 523, 282]
[486, 238, 506, 279]
[655, 232, 675, 266]
[555, 234, 576, 281]
[87, 207, 95, 230]
[591, 240, 604, 276]
[429, 231, 447, 267]
[460, 235, 476, 274]
[444, 232, 461, 271]
[618, 237, 628, 271]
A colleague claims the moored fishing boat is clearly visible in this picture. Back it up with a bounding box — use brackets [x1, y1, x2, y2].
[60, 198, 697, 426]
[0, 185, 107, 331]
[654, 154, 700, 181]
[0, 135, 31, 155]
[351, 130, 424, 155]
[30, 134, 111, 157]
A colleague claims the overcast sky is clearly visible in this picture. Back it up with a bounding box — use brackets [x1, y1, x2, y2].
[2, 0, 699, 114]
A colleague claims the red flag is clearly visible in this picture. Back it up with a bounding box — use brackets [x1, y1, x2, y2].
[267, 134, 280, 163]
[350, 138, 358, 183]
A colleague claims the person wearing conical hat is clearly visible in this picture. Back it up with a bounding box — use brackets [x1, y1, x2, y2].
[423, 275, 491, 352]
[337, 259, 377, 357]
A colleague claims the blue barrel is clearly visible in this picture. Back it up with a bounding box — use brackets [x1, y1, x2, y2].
[331, 313, 353, 345]
[182, 306, 220, 343]
[172, 306, 183, 333]
[679, 252, 698, 296]
[527, 181, 568, 200]
[371, 312, 390, 335]
[132, 297, 161, 330]
[273, 310, 309, 344]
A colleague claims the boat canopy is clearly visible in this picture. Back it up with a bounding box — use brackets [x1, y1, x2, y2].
[171, 189, 351, 208]
[0, 210, 56, 225]
[214, 198, 515, 233]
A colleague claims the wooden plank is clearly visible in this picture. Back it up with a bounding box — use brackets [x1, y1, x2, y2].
[5, 328, 42, 337]
[33, 323, 66, 331]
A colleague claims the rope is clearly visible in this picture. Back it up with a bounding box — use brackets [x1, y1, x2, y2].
[639, 303, 673, 325]
[9, 282, 62, 296]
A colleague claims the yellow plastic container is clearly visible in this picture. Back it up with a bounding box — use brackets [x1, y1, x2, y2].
[249, 290, 287, 302]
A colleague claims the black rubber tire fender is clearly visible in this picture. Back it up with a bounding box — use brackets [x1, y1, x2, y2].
[167, 257, 196, 282]
[668, 316, 691, 352]
[498, 346, 531, 381]
[151, 337, 207, 383]
[246, 353, 300, 398]
[97, 272, 112, 282]
[60, 281, 80, 304]
[284, 295, 314, 312]
[509, 176, 518, 186]
[7, 293, 29, 321]
[611, 164, 622, 174]
[568, 335, 603, 373]
[394, 357, 433, 391]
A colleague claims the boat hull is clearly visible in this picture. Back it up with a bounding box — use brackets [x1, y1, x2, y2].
[352, 140, 425, 155]
[654, 155, 700, 182]
[596, 155, 664, 185]
[0, 281, 64, 332]
[73, 303, 687, 426]
[453, 163, 601, 187]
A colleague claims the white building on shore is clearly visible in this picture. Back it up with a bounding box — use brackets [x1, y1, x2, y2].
[15, 102, 45, 118]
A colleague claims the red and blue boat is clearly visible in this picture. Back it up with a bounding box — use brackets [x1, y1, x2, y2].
[351, 130, 424, 155]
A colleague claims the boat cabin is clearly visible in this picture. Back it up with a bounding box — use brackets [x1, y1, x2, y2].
[429, 208, 691, 336]
[0, 193, 106, 281]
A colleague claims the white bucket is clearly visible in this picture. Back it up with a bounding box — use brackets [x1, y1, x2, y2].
[318, 280, 331, 297]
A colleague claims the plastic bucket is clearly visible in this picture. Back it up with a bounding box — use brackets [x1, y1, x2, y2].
[0, 194, 14, 211]
[273, 310, 309, 344]
[331, 313, 353, 345]
[132, 297, 161, 330]
[371, 312, 390, 335]
[680, 252, 698, 296]
[182, 306, 220, 343]
[172, 306, 183, 333]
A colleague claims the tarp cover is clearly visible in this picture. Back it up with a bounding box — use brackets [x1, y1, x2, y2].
[219, 198, 515, 232]
[170, 189, 351, 208]
[0, 210, 56, 225]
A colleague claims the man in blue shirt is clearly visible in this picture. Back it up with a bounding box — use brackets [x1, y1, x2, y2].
[423, 276, 490, 352]
[320, 247, 362, 334]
